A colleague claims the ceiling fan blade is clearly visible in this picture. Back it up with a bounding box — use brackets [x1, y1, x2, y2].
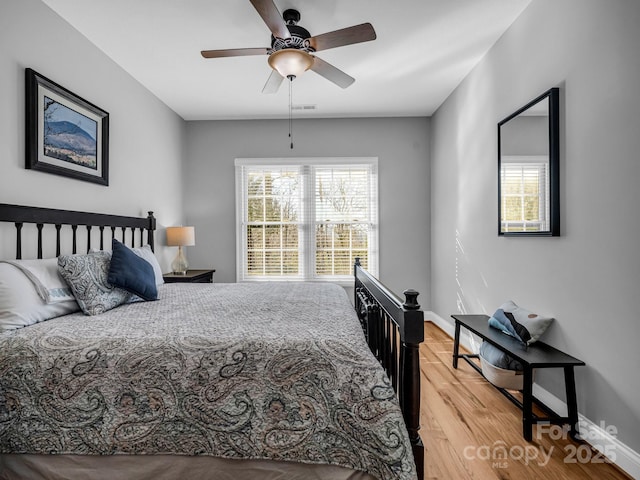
[309, 56, 355, 89]
[262, 70, 285, 94]
[249, 0, 291, 39]
[201, 47, 269, 59]
[308, 23, 376, 52]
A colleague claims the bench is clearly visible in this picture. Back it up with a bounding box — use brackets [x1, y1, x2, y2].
[451, 314, 585, 441]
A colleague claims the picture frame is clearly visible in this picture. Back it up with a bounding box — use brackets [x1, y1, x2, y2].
[25, 68, 109, 186]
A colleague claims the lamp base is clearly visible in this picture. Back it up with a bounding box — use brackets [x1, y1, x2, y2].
[171, 246, 189, 275]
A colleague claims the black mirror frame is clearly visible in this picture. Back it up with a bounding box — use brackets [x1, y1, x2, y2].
[498, 87, 560, 236]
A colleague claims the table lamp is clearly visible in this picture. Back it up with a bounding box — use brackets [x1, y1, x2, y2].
[166, 226, 195, 275]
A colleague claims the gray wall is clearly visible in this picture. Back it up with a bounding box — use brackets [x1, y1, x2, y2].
[431, 0, 640, 452]
[501, 116, 548, 156]
[0, 0, 186, 269]
[184, 117, 430, 303]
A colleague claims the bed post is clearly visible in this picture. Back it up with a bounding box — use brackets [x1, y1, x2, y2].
[147, 211, 156, 252]
[401, 290, 424, 478]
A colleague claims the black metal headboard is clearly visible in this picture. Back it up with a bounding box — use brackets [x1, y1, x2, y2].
[0, 203, 156, 259]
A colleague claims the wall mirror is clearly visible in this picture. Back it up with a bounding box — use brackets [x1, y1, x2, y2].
[498, 87, 559, 236]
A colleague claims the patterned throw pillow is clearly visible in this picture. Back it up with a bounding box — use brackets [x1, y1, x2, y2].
[58, 251, 132, 315]
[488, 300, 553, 345]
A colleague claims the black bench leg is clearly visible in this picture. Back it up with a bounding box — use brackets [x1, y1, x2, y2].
[564, 366, 580, 440]
[522, 367, 534, 441]
[453, 320, 461, 369]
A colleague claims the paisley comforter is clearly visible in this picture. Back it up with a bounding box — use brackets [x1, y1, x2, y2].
[0, 282, 416, 480]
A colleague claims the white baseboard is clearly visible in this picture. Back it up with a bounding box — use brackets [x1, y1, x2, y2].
[532, 383, 640, 479]
[425, 311, 640, 479]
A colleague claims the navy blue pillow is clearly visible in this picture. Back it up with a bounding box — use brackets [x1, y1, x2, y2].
[108, 238, 158, 301]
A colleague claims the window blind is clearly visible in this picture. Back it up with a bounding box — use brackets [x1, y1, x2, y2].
[500, 160, 549, 233]
[235, 158, 378, 283]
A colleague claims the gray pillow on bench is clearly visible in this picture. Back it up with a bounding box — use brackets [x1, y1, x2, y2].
[480, 341, 523, 371]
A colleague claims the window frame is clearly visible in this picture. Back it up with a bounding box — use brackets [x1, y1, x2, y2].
[235, 157, 378, 284]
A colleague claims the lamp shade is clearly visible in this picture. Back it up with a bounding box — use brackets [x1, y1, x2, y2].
[268, 49, 314, 78]
[166, 226, 195, 247]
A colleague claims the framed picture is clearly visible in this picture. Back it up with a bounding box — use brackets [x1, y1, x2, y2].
[25, 68, 109, 186]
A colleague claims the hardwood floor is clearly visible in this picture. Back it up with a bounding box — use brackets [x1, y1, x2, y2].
[418, 322, 631, 480]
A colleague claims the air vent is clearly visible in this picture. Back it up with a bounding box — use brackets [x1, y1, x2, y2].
[291, 104, 317, 111]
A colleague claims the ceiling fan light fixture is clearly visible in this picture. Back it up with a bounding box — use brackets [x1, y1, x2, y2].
[268, 49, 314, 79]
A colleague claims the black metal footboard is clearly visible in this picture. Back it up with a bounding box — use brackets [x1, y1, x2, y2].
[354, 258, 424, 478]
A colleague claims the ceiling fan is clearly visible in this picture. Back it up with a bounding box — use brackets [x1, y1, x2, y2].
[200, 0, 377, 93]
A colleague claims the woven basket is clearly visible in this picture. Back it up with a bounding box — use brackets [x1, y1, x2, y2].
[479, 354, 525, 390]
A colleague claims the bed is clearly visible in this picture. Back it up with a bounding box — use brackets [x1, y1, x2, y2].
[0, 203, 424, 480]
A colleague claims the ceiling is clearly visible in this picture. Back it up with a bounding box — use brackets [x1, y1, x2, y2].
[41, 0, 531, 121]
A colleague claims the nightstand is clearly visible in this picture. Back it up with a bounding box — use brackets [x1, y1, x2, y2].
[163, 269, 215, 283]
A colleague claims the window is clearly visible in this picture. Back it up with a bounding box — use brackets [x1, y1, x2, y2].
[235, 158, 378, 283]
[500, 158, 549, 233]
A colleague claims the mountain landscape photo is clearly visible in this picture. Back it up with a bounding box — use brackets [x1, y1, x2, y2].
[44, 120, 97, 168]
[43, 95, 98, 170]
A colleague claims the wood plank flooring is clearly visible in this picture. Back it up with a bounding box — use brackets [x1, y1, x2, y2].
[419, 321, 631, 480]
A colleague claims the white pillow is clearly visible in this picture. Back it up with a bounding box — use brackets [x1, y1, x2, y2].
[0, 262, 80, 331]
[1, 258, 75, 303]
[130, 245, 164, 286]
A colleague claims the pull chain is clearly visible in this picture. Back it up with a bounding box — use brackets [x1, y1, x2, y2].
[288, 75, 294, 149]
